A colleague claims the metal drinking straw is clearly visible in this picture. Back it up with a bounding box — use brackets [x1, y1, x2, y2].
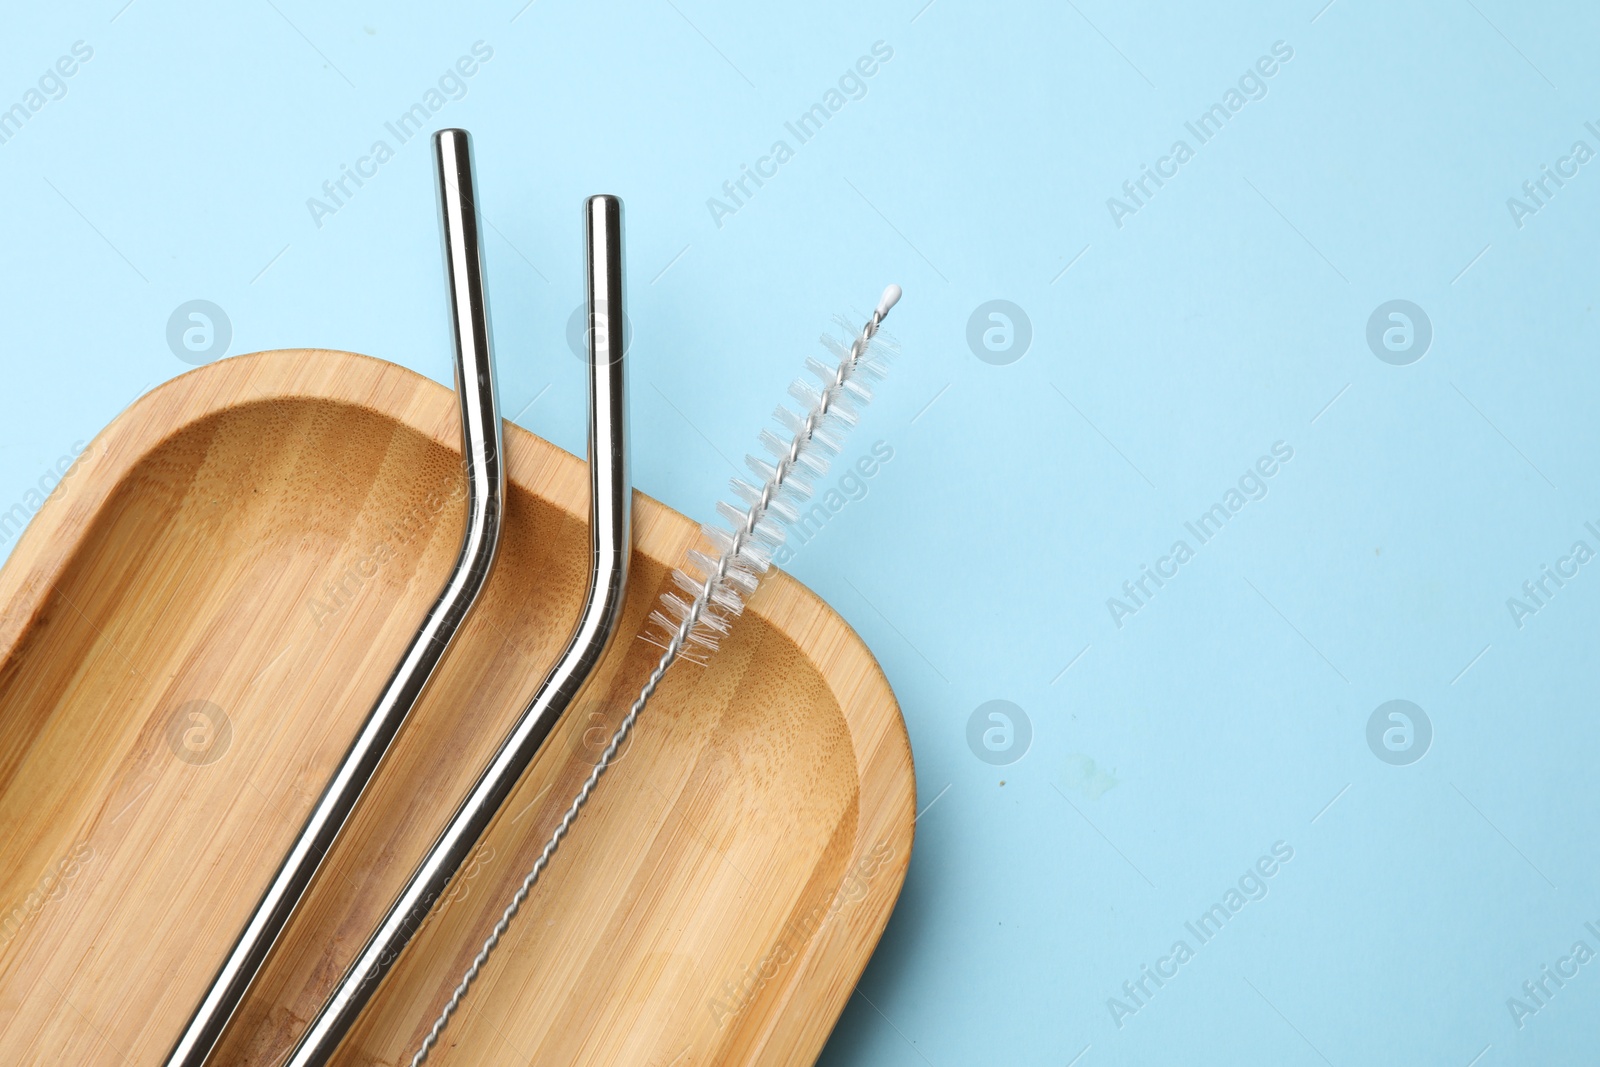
[282, 193, 633, 1066]
[163, 127, 507, 1067]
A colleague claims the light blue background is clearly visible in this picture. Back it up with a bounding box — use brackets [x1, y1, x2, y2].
[3, 1, 1597, 1063]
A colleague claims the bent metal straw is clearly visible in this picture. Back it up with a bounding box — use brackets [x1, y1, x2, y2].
[410, 284, 902, 1065]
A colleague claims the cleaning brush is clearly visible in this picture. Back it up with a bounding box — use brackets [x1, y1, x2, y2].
[408, 283, 902, 1065]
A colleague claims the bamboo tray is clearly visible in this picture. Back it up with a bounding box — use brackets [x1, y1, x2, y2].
[0, 349, 914, 1065]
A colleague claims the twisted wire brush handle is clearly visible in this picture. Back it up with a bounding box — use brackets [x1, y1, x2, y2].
[410, 284, 901, 1066]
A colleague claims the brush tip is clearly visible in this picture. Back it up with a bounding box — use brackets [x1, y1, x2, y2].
[876, 285, 902, 318]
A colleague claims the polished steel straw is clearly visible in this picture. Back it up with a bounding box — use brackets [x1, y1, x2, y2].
[163, 128, 507, 1067]
[283, 194, 633, 1067]
[408, 285, 901, 1066]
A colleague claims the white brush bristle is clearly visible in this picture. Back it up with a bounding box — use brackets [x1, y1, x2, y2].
[643, 289, 901, 658]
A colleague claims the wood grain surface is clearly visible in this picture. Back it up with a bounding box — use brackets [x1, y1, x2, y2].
[0, 349, 915, 1066]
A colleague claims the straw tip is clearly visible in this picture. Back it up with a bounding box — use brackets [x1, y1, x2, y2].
[876, 285, 902, 318]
